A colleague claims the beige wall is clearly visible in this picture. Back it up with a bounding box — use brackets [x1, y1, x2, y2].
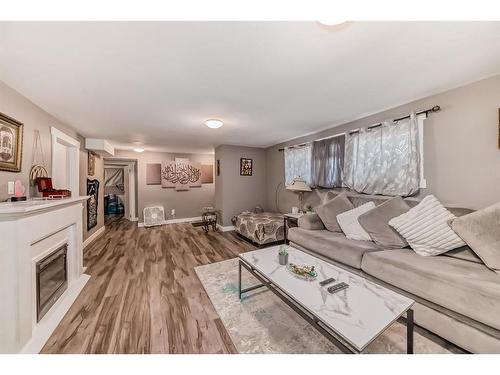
[0, 80, 79, 199]
[266, 74, 500, 212]
[114, 150, 215, 222]
[215, 145, 267, 226]
[0, 80, 104, 242]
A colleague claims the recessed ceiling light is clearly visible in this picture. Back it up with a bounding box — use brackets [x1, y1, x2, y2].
[204, 119, 223, 129]
[133, 148, 145, 153]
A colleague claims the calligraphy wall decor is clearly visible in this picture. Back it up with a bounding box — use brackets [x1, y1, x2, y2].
[201, 164, 214, 183]
[146, 163, 161, 185]
[86, 179, 100, 231]
[161, 158, 203, 191]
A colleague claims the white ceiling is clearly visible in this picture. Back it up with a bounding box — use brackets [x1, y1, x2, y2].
[1, 21, 500, 154]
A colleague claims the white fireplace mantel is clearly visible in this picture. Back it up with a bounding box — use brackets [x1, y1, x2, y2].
[0, 196, 90, 353]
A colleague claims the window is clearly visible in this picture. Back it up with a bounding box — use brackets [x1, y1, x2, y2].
[343, 112, 423, 196]
[284, 144, 312, 186]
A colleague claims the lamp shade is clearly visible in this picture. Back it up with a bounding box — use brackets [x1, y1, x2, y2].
[286, 177, 312, 192]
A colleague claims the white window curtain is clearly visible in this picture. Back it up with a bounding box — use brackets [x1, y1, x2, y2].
[343, 112, 421, 196]
[284, 144, 312, 186]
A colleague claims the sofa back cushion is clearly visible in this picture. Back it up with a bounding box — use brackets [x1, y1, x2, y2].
[314, 192, 353, 232]
[450, 202, 500, 274]
[358, 196, 410, 248]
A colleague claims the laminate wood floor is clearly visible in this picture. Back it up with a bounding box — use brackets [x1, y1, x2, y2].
[42, 219, 256, 354]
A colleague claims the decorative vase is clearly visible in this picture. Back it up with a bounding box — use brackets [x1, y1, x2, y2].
[279, 252, 288, 265]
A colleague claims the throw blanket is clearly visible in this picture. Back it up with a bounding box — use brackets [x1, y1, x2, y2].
[234, 211, 285, 245]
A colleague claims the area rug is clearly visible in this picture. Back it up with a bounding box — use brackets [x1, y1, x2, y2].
[195, 258, 458, 354]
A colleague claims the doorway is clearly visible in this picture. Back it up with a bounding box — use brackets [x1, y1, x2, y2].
[103, 159, 138, 225]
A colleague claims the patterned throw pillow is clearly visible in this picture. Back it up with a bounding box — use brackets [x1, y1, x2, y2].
[389, 195, 466, 256]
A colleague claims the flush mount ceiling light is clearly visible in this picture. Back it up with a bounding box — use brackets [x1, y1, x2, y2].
[204, 119, 223, 129]
[133, 147, 145, 153]
[316, 21, 351, 30]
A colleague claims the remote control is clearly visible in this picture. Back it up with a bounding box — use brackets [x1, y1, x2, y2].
[319, 277, 336, 286]
[327, 282, 349, 294]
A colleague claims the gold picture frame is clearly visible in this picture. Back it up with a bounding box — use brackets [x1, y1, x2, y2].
[0, 112, 24, 172]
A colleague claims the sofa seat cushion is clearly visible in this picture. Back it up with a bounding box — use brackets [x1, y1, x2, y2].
[288, 227, 381, 269]
[361, 249, 500, 330]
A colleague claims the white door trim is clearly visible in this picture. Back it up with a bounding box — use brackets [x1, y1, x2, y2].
[50, 127, 80, 195]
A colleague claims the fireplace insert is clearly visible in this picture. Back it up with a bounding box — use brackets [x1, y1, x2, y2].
[36, 244, 68, 322]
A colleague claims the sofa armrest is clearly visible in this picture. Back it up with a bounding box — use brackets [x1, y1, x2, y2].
[298, 213, 325, 230]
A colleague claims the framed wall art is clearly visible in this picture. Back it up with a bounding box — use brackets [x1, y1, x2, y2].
[87, 179, 100, 231]
[0, 112, 24, 172]
[88, 152, 96, 176]
[240, 158, 252, 176]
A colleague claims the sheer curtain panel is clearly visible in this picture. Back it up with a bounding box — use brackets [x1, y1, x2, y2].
[311, 135, 345, 188]
[284, 144, 312, 186]
[343, 112, 420, 196]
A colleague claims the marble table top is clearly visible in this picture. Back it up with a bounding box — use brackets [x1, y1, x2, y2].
[239, 245, 414, 351]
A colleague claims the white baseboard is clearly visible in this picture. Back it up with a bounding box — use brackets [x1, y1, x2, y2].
[138, 216, 201, 227]
[217, 224, 235, 232]
[129, 217, 139, 222]
[83, 225, 106, 249]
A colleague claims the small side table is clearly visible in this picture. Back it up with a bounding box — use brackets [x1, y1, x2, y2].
[283, 213, 303, 244]
[201, 209, 219, 232]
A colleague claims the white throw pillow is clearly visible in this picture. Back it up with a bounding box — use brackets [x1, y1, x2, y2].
[336, 202, 376, 241]
[388, 195, 466, 256]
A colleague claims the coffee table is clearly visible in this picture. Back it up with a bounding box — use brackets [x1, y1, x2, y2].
[238, 245, 415, 354]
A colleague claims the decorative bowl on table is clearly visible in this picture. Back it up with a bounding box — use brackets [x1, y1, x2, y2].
[286, 263, 317, 281]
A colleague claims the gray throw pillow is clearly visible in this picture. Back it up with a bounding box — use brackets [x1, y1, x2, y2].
[358, 196, 410, 248]
[314, 192, 353, 232]
[450, 202, 500, 274]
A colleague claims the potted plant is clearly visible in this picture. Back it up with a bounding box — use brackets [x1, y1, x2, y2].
[278, 245, 289, 265]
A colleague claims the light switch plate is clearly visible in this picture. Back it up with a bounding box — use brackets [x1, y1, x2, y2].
[7, 181, 15, 195]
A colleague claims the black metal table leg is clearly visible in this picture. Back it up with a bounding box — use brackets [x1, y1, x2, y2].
[238, 260, 242, 300]
[407, 309, 414, 354]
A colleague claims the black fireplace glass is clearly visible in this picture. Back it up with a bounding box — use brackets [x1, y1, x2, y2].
[36, 244, 68, 322]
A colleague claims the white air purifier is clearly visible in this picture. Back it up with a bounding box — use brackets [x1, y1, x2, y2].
[143, 206, 165, 227]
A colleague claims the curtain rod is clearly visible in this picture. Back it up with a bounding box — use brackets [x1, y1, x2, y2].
[278, 105, 440, 151]
[348, 105, 440, 135]
[277, 132, 345, 152]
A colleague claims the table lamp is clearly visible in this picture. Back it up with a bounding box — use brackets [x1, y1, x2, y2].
[286, 177, 311, 212]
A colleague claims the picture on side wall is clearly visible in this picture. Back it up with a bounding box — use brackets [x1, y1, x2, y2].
[217, 159, 220, 176]
[87, 179, 100, 231]
[88, 152, 96, 176]
[240, 158, 252, 176]
[0, 112, 24, 172]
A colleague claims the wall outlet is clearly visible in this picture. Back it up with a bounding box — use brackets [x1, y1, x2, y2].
[7, 181, 15, 195]
[171, 209, 175, 217]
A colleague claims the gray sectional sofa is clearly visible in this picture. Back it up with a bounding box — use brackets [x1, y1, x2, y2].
[288, 192, 500, 354]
